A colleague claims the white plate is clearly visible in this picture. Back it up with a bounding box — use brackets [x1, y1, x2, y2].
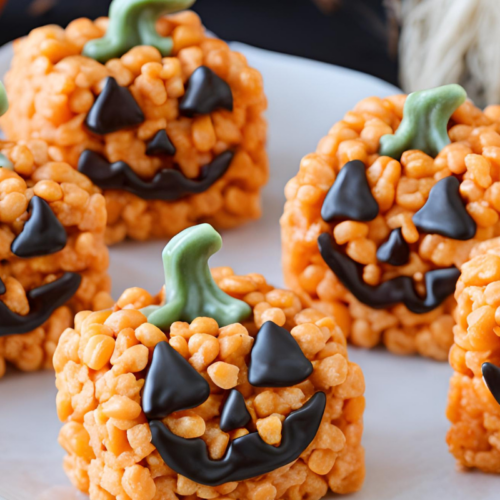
[0, 42, 497, 500]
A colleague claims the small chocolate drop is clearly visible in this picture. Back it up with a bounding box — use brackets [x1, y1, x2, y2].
[413, 176, 476, 240]
[482, 362, 500, 405]
[219, 390, 252, 432]
[376, 228, 410, 266]
[78, 150, 234, 201]
[0, 272, 81, 337]
[85, 77, 145, 135]
[11, 196, 67, 258]
[318, 232, 460, 314]
[248, 321, 313, 387]
[146, 129, 176, 157]
[150, 391, 326, 486]
[142, 341, 210, 421]
[179, 66, 233, 117]
[321, 160, 379, 223]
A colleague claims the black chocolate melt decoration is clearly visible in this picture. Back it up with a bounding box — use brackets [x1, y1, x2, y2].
[150, 391, 326, 487]
[376, 228, 410, 267]
[321, 160, 379, 223]
[318, 233, 460, 314]
[78, 149, 234, 201]
[0, 277, 5, 295]
[11, 196, 67, 258]
[142, 341, 210, 420]
[412, 176, 476, 240]
[146, 129, 176, 157]
[179, 66, 233, 117]
[219, 390, 252, 432]
[248, 321, 313, 387]
[85, 77, 145, 135]
[0, 273, 81, 337]
[482, 362, 500, 405]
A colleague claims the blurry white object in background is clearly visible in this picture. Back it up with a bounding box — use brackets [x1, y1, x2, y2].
[399, 0, 500, 106]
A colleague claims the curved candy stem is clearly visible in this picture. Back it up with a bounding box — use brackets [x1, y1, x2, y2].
[379, 84, 467, 160]
[83, 0, 196, 63]
[142, 224, 252, 330]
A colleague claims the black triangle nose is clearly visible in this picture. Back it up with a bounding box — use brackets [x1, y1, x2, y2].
[376, 228, 410, 266]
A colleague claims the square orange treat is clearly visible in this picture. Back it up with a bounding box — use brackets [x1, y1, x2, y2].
[55, 224, 365, 500]
[281, 84, 500, 359]
[2, 0, 268, 244]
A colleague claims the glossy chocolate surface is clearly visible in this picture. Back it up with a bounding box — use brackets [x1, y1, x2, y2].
[78, 150, 234, 201]
[0, 273, 81, 337]
[150, 392, 326, 486]
[482, 362, 500, 405]
[248, 321, 313, 387]
[376, 228, 410, 266]
[219, 390, 252, 432]
[318, 233, 460, 314]
[85, 77, 145, 135]
[11, 196, 67, 258]
[146, 129, 176, 156]
[321, 160, 379, 223]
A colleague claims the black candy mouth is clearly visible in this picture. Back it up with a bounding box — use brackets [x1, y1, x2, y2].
[318, 232, 460, 314]
[0, 272, 81, 337]
[150, 391, 326, 487]
[78, 149, 234, 201]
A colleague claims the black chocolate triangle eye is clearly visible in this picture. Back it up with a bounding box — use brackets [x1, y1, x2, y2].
[321, 160, 379, 223]
[248, 321, 313, 387]
[146, 129, 176, 156]
[11, 196, 67, 258]
[482, 362, 500, 405]
[219, 390, 252, 432]
[85, 77, 145, 135]
[143, 341, 210, 420]
[376, 228, 410, 266]
[412, 177, 476, 240]
[179, 66, 233, 117]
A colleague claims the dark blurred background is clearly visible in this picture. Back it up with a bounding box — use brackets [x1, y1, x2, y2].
[0, 0, 398, 86]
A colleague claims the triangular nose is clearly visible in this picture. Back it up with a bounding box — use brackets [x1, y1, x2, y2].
[377, 228, 410, 266]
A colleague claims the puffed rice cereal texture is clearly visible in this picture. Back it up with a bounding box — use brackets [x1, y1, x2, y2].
[0, 139, 111, 377]
[446, 238, 500, 472]
[281, 94, 500, 360]
[1, 11, 268, 244]
[55, 267, 365, 500]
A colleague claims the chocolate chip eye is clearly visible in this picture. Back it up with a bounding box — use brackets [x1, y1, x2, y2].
[219, 390, 252, 432]
[248, 321, 313, 387]
[85, 77, 145, 135]
[11, 196, 67, 258]
[412, 176, 476, 240]
[146, 129, 176, 157]
[179, 66, 233, 117]
[376, 228, 410, 266]
[321, 160, 379, 223]
[142, 341, 210, 420]
[482, 362, 500, 405]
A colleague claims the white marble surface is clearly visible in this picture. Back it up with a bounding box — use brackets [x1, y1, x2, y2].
[0, 43, 497, 500]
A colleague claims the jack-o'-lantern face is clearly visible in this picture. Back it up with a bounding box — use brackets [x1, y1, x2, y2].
[142, 321, 326, 487]
[317, 84, 500, 318]
[78, 66, 238, 201]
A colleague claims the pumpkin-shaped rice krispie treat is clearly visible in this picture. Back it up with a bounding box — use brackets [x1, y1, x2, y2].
[0, 86, 111, 377]
[2, 0, 268, 244]
[281, 84, 500, 360]
[54, 224, 365, 500]
[447, 238, 500, 472]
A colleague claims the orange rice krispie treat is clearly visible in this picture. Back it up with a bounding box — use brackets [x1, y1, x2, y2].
[55, 224, 365, 500]
[281, 84, 500, 360]
[0, 115, 111, 376]
[446, 238, 500, 472]
[2, 0, 268, 244]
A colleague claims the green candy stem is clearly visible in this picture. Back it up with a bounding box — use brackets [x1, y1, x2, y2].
[0, 82, 13, 171]
[379, 84, 467, 160]
[83, 0, 196, 63]
[141, 224, 252, 330]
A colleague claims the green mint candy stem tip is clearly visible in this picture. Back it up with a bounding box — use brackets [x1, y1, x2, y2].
[141, 224, 252, 330]
[83, 0, 196, 63]
[379, 84, 467, 160]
